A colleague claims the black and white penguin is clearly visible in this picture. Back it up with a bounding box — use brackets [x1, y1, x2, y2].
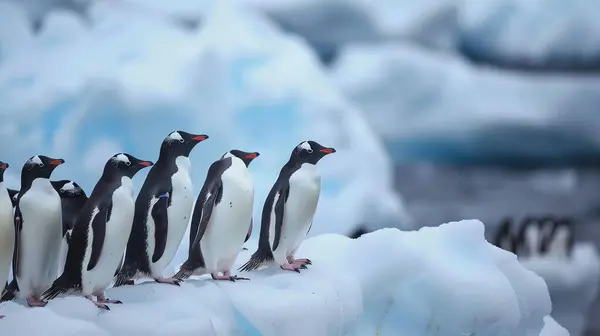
[113, 131, 209, 287]
[542, 217, 575, 258]
[42, 153, 153, 310]
[7, 189, 18, 209]
[494, 217, 515, 253]
[173, 149, 259, 281]
[0, 161, 14, 318]
[239, 141, 335, 273]
[51, 180, 88, 273]
[0, 155, 65, 307]
[515, 216, 549, 258]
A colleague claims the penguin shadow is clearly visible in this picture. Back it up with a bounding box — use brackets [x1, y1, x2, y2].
[493, 214, 576, 260]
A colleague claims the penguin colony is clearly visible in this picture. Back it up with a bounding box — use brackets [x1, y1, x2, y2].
[493, 215, 575, 259]
[0, 131, 336, 315]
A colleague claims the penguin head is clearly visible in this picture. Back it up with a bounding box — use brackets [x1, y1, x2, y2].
[51, 180, 86, 198]
[0, 160, 8, 182]
[223, 150, 260, 167]
[160, 131, 209, 158]
[105, 153, 153, 178]
[290, 141, 336, 165]
[22, 155, 65, 180]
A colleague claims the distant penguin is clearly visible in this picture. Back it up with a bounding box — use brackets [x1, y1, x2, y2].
[494, 217, 515, 253]
[239, 141, 336, 273]
[7, 189, 18, 209]
[515, 216, 544, 258]
[113, 131, 209, 287]
[0, 156, 65, 307]
[42, 153, 153, 310]
[0, 161, 14, 318]
[173, 149, 259, 281]
[51, 180, 88, 273]
[543, 217, 575, 258]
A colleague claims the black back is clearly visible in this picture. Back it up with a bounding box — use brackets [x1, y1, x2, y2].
[61, 153, 153, 284]
[51, 180, 88, 236]
[12, 155, 65, 277]
[120, 131, 208, 276]
[494, 217, 514, 252]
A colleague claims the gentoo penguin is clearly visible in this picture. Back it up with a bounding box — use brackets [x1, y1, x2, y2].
[7, 189, 18, 209]
[494, 217, 515, 253]
[42, 153, 153, 310]
[0, 161, 14, 318]
[542, 217, 575, 258]
[239, 141, 336, 273]
[0, 156, 65, 307]
[51, 180, 88, 273]
[515, 216, 545, 258]
[173, 149, 259, 281]
[113, 131, 209, 287]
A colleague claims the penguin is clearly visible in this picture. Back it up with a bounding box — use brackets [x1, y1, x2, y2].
[173, 149, 260, 281]
[113, 131, 209, 287]
[51, 180, 88, 273]
[42, 153, 153, 310]
[7, 189, 18, 209]
[0, 161, 14, 318]
[515, 216, 548, 258]
[542, 217, 575, 258]
[239, 141, 336, 273]
[0, 155, 65, 307]
[494, 217, 515, 253]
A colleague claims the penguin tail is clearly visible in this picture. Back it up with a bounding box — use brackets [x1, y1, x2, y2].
[0, 279, 19, 302]
[173, 260, 203, 280]
[113, 263, 137, 287]
[42, 274, 78, 301]
[238, 249, 273, 272]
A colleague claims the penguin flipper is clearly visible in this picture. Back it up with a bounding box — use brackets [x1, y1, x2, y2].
[87, 204, 112, 271]
[272, 185, 290, 252]
[151, 188, 172, 263]
[12, 206, 23, 278]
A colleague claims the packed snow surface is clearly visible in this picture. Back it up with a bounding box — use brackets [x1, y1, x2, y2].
[0, 220, 565, 335]
[521, 242, 600, 336]
[0, 0, 409, 237]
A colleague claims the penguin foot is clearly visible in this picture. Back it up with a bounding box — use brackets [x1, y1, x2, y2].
[87, 295, 113, 310]
[287, 257, 312, 265]
[93, 302, 110, 311]
[97, 298, 122, 304]
[280, 264, 301, 273]
[0, 315, 5, 319]
[229, 275, 250, 282]
[26, 297, 47, 307]
[154, 278, 182, 286]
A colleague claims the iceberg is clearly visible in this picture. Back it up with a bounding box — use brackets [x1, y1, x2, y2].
[0, 220, 567, 335]
[520, 243, 600, 336]
[330, 43, 600, 166]
[0, 0, 410, 241]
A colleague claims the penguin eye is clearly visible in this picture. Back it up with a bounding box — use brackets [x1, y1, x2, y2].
[38, 163, 44, 167]
[178, 138, 185, 143]
[125, 161, 131, 166]
[307, 149, 313, 154]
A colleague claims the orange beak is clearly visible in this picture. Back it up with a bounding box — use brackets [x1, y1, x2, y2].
[49, 159, 65, 166]
[244, 152, 260, 159]
[192, 135, 209, 141]
[319, 148, 336, 154]
[138, 161, 153, 167]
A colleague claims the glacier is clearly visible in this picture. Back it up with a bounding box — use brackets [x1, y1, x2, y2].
[0, 220, 569, 335]
[0, 0, 410, 239]
[330, 43, 600, 166]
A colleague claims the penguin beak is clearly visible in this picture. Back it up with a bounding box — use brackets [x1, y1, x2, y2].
[319, 148, 336, 154]
[191, 134, 209, 142]
[49, 159, 65, 166]
[0, 163, 8, 170]
[138, 161, 153, 167]
[244, 152, 259, 159]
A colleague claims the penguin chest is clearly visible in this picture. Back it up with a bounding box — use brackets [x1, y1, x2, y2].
[201, 166, 254, 270]
[280, 165, 321, 249]
[524, 226, 541, 257]
[546, 227, 570, 258]
[105, 183, 136, 250]
[0, 185, 14, 282]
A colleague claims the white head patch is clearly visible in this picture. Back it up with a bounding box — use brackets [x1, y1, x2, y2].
[298, 141, 312, 151]
[113, 153, 130, 165]
[60, 181, 76, 192]
[167, 131, 184, 142]
[30, 155, 43, 165]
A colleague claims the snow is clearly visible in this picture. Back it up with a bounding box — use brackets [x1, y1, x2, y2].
[0, 0, 410, 238]
[521, 242, 600, 336]
[330, 43, 600, 165]
[0, 220, 566, 335]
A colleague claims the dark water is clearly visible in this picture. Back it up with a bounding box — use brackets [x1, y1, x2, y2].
[394, 165, 600, 335]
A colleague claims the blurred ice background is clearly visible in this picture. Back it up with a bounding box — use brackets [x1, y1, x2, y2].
[1, 0, 600, 334]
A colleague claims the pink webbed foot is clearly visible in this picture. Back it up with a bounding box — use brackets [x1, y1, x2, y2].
[97, 294, 122, 304]
[85, 295, 110, 310]
[154, 277, 182, 286]
[26, 296, 47, 307]
[286, 256, 311, 269]
[280, 263, 302, 273]
[211, 271, 250, 282]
